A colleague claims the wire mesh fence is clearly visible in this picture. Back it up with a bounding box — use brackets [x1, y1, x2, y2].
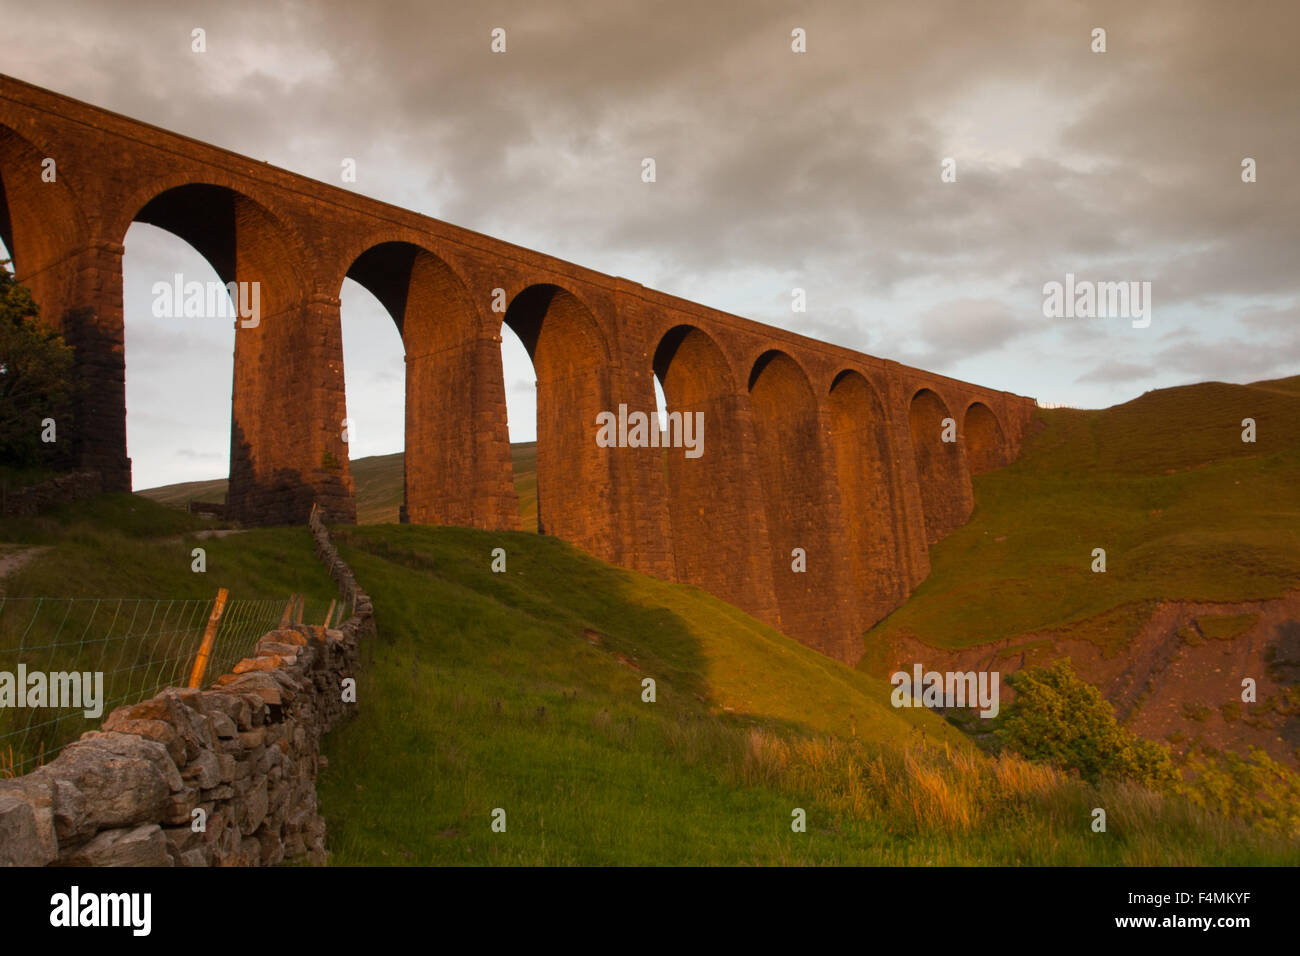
[0, 593, 288, 778]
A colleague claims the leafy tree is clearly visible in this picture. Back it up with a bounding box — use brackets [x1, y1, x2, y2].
[0, 263, 75, 469]
[998, 657, 1177, 789]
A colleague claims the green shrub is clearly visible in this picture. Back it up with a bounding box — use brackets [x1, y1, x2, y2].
[1178, 746, 1300, 838]
[1183, 702, 1212, 722]
[0, 265, 75, 469]
[998, 658, 1177, 789]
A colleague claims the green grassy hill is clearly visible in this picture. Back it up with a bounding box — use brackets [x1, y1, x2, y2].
[138, 442, 539, 530]
[511, 442, 538, 532]
[347, 451, 404, 524]
[132, 476, 229, 511]
[312, 521, 1296, 864]
[0, 494, 337, 609]
[5, 493, 1293, 863]
[861, 375, 1300, 660]
[11, 378, 1300, 864]
[0, 496, 343, 772]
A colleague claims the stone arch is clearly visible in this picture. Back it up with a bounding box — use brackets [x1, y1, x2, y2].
[0, 123, 88, 329]
[121, 182, 323, 522]
[909, 387, 972, 544]
[129, 183, 305, 306]
[109, 168, 315, 279]
[827, 369, 905, 630]
[342, 238, 485, 336]
[964, 401, 1008, 475]
[653, 325, 773, 615]
[342, 240, 512, 527]
[504, 284, 616, 560]
[0, 123, 89, 473]
[748, 349, 852, 661]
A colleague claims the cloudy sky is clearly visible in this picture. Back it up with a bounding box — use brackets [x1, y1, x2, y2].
[3, 0, 1297, 488]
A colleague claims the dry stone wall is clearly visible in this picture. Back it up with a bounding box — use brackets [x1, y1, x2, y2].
[1, 470, 102, 517]
[0, 511, 373, 866]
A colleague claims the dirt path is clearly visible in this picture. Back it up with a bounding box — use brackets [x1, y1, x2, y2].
[1, 528, 245, 589]
[161, 528, 249, 543]
[190, 529, 247, 540]
[0, 544, 51, 589]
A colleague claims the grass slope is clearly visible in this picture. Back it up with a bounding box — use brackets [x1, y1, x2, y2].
[1, 491, 1292, 863]
[0, 494, 338, 612]
[139, 442, 540, 531]
[348, 452, 403, 525]
[861, 376, 1300, 664]
[13, 378, 1300, 864]
[314, 523, 1296, 865]
[511, 442, 538, 532]
[0, 495, 342, 770]
[132, 476, 229, 511]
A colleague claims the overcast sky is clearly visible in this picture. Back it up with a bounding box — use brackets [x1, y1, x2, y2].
[3, 0, 1297, 489]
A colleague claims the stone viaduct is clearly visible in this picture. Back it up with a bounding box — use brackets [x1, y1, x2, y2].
[0, 75, 1037, 663]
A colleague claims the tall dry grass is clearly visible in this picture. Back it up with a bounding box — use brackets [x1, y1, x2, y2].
[717, 723, 1080, 835]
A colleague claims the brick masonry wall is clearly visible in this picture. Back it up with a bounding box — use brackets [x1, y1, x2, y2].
[0, 74, 1040, 665]
[0, 511, 373, 867]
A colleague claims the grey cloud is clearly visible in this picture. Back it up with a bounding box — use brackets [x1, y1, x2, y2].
[1154, 337, 1300, 382]
[1238, 302, 1300, 334]
[175, 448, 226, 461]
[897, 299, 1038, 367]
[1075, 360, 1157, 385]
[4, 0, 1298, 483]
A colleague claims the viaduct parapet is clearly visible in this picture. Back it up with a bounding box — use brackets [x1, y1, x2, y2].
[0, 75, 1037, 663]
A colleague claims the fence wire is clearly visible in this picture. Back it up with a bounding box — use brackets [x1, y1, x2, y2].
[0, 594, 287, 777]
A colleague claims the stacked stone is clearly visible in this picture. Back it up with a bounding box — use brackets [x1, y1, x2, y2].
[0, 470, 102, 517]
[0, 515, 372, 867]
[308, 505, 375, 639]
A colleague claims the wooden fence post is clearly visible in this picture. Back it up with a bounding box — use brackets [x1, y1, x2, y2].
[187, 588, 229, 689]
[279, 594, 300, 628]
